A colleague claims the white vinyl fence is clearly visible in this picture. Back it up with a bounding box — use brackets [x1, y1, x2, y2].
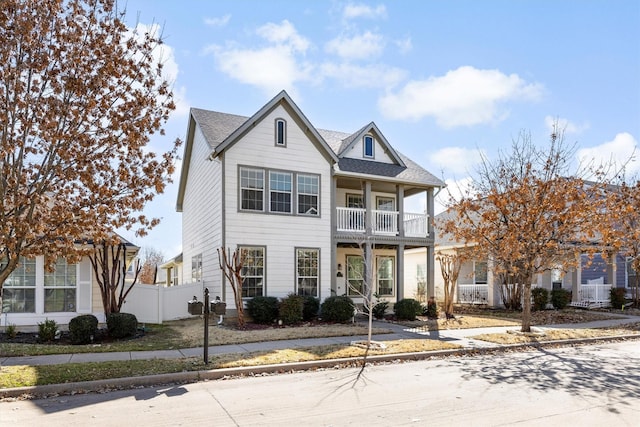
[122, 282, 204, 324]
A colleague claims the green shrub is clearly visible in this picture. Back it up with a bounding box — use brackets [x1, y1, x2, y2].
[372, 301, 389, 319]
[106, 312, 138, 339]
[610, 287, 626, 309]
[38, 319, 58, 342]
[247, 296, 279, 324]
[321, 295, 355, 322]
[532, 287, 549, 311]
[550, 288, 571, 309]
[279, 294, 304, 325]
[69, 314, 99, 344]
[394, 298, 423, 321]
[423, 297, 438, 319]
[5, 323, 17, 339]
[302, 296, 320, 321]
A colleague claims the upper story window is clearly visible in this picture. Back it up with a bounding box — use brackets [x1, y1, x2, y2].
[275, 118, 287, 147]
[363, 135, 374, 158]
[191, 254, 202, 283]
[297, 174, 319, 215]
[269, 171, 292, 213]
[240, 167, 264, 211]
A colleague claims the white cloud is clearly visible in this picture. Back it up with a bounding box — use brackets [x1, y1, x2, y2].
[206, 20, 312, 95]
[436, 177, 475, 213]
[378, 66, 544, 127]
[544, 115, 589, 135]
[577, 132, 639, 174]
[325, 31, 384, 60]
[431, 147, 485, 175]
[343, 3, 387, 20]
[320, 62, 406, 89]
[395, 36, 412, 55]
[204, 14, 231, 27]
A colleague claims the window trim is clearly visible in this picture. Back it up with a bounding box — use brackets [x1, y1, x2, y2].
[2, 258, 37, 313]
[269, 170, 293, 214]
[43, 258, 77, 313]
[275, 118, 287, 147]
[239, 245, 266, 298]
[239, 166, 265, 212]
[346, 193, 364, 208]
[191, 254, 202, 283]
[376, 255, 395, 297]
[363, 135, 374, 159]
[297, 174, 319, 216]
[346, 254, 365, 296]
[295, 247, 320, 297]
[473, 261, 488, 285]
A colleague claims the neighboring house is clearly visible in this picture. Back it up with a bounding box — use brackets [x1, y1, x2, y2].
[432, 210, 633, 308]
[176, 90, 444, 309]
[1, 237, 139, 327]
[160, 253, 183, 287]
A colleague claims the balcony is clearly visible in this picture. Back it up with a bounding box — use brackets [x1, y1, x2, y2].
[336, 207, 428, 237]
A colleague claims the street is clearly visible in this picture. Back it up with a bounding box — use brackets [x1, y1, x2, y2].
[2, 340, 639, 426]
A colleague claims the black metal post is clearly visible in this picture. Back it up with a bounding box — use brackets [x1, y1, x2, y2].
[204, 287, 209, 364]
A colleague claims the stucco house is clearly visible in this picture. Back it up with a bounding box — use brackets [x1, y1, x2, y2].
[175, 90, 444, 309]
[1, 238, 139, 327]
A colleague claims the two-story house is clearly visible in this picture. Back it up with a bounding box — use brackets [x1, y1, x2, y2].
[176, 91, 444, 309]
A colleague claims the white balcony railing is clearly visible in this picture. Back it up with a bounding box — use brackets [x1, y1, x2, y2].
[579, 283, 612, 304]
[336, 207, 429, 237]
[457, 284, 489, 304]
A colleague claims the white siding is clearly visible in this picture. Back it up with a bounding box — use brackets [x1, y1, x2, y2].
[181, 125, 223, 299]
[223, 104, 332, 300]
[342, 135, 395, 164]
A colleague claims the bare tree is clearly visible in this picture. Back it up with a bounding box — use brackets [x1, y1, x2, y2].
[0, 0, 180, 295]
[217, 247, 246, 329]
[441, 124, 607, 332]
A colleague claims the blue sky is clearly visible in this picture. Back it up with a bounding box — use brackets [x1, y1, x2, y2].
[119, 0, 640, 260]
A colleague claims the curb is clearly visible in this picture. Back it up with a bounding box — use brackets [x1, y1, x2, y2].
[2, 334, 638, 400]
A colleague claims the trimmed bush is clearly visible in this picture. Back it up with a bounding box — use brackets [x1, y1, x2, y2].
[279, 294, 304, 325]
[610, 287, 626, 309]
[394, 298, 423, 321]
[6, 323, 17, 339]
[69, 314, 99, 344]
[321, 295, 355, 322]
[550, 288, 571, 309]
[247, 296, 279, 324]
[106, 312, 138, 339]
[302, 296, 320, 321]
[38, 319, 58, 342]
[372, 301, 389, 320]
[532, 287, 549, 311]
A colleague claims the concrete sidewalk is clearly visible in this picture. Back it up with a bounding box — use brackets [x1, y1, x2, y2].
[2, 314, 639, 368]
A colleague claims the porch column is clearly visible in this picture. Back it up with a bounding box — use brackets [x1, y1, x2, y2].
[397, 185, 405, 237]
[571, 253, 581, 302]
[397, 243, 405, 300]
[364, 181, 372, 234]
[427, 245, 435, 299]
[426, 188, 434, 237]
[331, 174, 337, 296]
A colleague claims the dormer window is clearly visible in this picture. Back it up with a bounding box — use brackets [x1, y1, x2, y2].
[275, 118, 287, 147]
[363, 135, 374, 158]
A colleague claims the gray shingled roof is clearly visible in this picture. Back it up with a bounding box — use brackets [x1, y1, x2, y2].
[189, 108, 444, 188]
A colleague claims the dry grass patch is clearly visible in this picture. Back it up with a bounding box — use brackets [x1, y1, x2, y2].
[396, 315, 521, 331]
[471, 322, 640, 344]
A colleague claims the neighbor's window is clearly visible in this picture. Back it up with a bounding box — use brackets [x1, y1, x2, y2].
[241, 246, 265, 297]
[240, 167, 264, 211]
[296, 248, 319, 297]
[2, 258, 36, 313]
[377, 256, 394, 296]
[474, 261, 488, 285]
[627, 257, 638, 288]
[297, 174, 319, 215]
[275, 118, 286, 146]
[363, 135, 374, 158]
[44, 258, 77, 313]
[347, 255, 364, 296]
[269, 171, 292, 213]
[191, 254, 202, 283]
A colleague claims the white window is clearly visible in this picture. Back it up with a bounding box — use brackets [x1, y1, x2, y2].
[240, 167, 264, 211]
[44, 258, 77, 313]
[269, 171, 292, 213]
[275, 118, 286, 146]
[191, 254, 202, 283]
[347, 255, 364, 296]
[241, 246, 265, 297]
[474, 261, 488, 284]
[363, 135, 374, 158]
[296, 248, 319, 297]
[377, 256, 394, 296]
[627, 257, 638, 289]
[2, 258, 36, 313]
[297, 174, 319, 215]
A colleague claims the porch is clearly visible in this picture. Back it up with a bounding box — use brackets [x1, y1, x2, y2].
[336, 207, 429, 237]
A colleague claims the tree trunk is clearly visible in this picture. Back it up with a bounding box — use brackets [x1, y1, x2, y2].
[521, 282, 532, 332]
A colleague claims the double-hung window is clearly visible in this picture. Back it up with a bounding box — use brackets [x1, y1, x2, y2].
[377, 256, 394, 296]
[44, 258, 77, 312]
[240, 167, 264, 211]
[297, 174, 319, 215]
[296, 248, 319, 297]
[241, 246, 265, 297]
[347, 255, 364, 296]
[191, 254, 202, 283]
[2, 258, 36, 313]
[269, 171, 292, 213]
[474, 261, 488, 285]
